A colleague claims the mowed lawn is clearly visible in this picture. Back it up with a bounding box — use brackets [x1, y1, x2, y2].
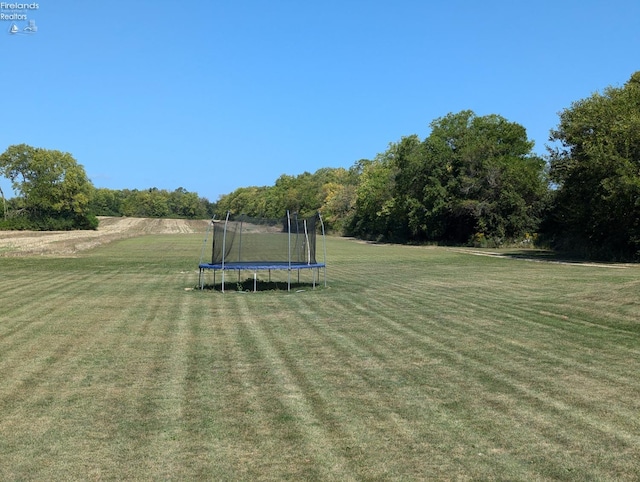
[1, 233, 639, 480]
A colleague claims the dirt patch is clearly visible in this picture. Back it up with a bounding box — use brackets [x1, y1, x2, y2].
[0, 217, 210, 257]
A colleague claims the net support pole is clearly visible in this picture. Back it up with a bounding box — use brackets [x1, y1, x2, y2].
[319, 212, 327, 287]
[202, 216, 214, 262]
[287, 210, 291, 292]
[221, 211, 230, 293]
[199, 216, 216, 290]
[238, 217, 243, 264]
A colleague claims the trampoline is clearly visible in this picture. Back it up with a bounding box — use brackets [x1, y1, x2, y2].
[198, 211, 326, 292]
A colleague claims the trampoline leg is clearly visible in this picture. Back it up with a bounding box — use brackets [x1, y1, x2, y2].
[254, 272, 257, 292]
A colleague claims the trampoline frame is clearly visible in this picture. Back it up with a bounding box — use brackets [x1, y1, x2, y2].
[198, 211, 327, 292]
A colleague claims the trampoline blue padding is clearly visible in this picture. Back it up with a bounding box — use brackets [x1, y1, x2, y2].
[199, 262, 325, 271]
[198, 261, 326, 292]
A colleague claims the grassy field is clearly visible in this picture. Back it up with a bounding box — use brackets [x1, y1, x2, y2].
[1, 229, 639, 480]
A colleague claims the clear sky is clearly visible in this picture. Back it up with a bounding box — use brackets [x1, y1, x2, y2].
[1, 0, 638, 202]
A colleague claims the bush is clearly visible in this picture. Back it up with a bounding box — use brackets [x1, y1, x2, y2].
[0, 212, 99, 231]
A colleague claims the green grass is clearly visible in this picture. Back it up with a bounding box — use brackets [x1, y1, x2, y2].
[1, 234, 640, 480]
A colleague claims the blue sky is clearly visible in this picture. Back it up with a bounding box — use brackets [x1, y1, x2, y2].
[2, 0, 639, 202]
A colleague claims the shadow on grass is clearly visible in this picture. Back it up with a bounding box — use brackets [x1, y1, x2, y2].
[498, 249, 632, 266]
[198, 277, 324, 292]
[501, 249, 567, 261]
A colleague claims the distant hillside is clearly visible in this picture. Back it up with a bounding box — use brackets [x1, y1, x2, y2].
[0, 217, 209, 257]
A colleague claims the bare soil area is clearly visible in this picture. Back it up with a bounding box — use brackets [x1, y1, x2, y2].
[0, 217, 210, 257]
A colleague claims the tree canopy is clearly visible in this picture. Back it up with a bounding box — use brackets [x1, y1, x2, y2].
[348, 111, 548, 244]
[215, 167, 358, 232]
[0, 144, 97, 229]
[544, 71, 640, 260]
[89, 187, 214, 219]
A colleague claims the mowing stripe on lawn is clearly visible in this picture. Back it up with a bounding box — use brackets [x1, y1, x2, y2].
[2, 234, 640, 480]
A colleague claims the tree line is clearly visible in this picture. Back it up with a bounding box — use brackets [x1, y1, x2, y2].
[215, 109, 547, 246]
[89, 187, 214, 219]
[0, 144, 215, 230]
[1, 72, 639, 260]
[215, 72, 640, 261]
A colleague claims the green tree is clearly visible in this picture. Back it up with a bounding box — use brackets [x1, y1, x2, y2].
[122, 188, 170, 218]
[385, 135, 426, 239]
[271, 172, 319, 216]
[318, 168, 358, 232]
[545, 71, 640, 260]
[349, 112, 547, 243]
[0, 184, 6, 220]
[168, 187, 208, 218]
[420, 111, 546, 244]
[216, 186, 269, 217]
[0, 144, 96, 229]
[214, 168, 357, 225]
[90, 187, 124, 216]
[349, 152, 401, 239]
[90, 187, 212, 219]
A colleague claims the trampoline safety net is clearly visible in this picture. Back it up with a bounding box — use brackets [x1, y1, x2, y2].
[211, 212, 320, 265]
[198, 211, 327, 292]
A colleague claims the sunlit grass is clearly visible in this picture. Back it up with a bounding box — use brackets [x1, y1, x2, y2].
[1, 234, 639, 479]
